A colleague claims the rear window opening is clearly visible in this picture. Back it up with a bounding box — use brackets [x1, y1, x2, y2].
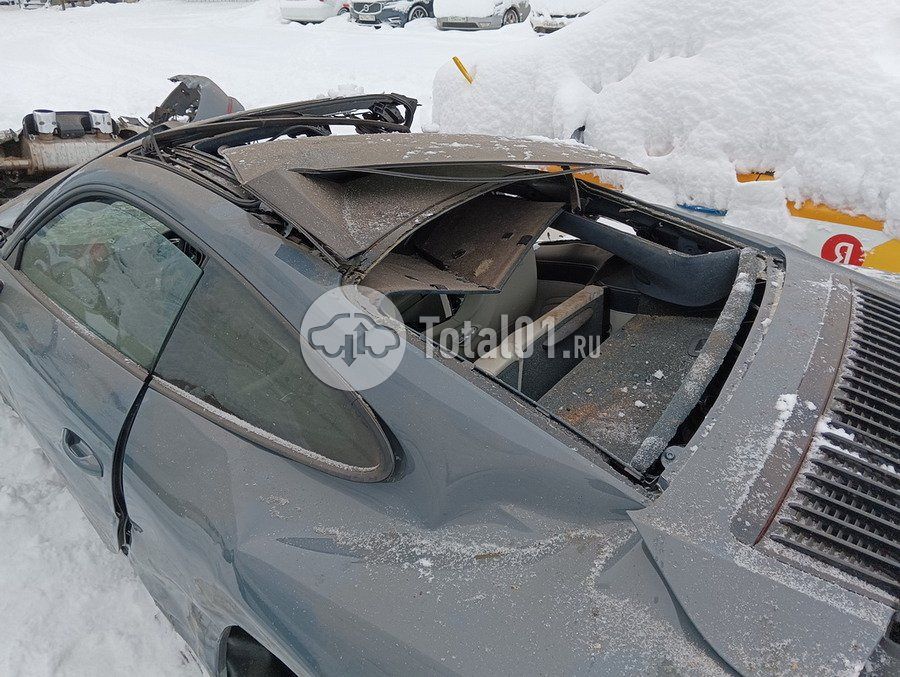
[363, 186, 766, 480]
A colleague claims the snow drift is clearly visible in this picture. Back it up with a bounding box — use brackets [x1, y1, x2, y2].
[432, 0, 900, 238]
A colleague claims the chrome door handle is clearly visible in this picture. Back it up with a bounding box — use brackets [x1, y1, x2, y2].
[61, 428, 103, 477]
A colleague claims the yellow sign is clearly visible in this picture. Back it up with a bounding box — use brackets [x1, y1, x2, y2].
[736, 172, 898, 273]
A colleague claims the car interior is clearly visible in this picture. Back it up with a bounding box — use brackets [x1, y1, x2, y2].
[363, 184, 764, 473]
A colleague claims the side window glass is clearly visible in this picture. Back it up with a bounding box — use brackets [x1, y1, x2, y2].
[19, 199, 202, 368]
[154, 261, 387, 472]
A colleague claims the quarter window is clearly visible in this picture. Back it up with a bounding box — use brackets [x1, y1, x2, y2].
[154, 260, 388, 474]
[19, 199, 202, 368]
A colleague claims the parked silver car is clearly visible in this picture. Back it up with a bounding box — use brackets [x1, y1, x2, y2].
[280, 0, 350, 23]
[530, 0, 602, 32]
[435, 0, 529, 30]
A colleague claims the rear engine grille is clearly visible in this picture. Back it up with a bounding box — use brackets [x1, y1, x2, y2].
[770, 288, 900, 601]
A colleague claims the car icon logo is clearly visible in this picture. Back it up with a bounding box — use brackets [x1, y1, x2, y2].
[308, 313, 401, 366]
[300, 285, 406, 391]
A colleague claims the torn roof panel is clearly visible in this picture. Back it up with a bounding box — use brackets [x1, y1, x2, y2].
[365, 196, 563, 295]
[220, 133, 645, 262]
[413, 195, 562, 290]
[222, 133, 647, 177]
[236, 166, 513, 260]
[361, 252, 494, 296]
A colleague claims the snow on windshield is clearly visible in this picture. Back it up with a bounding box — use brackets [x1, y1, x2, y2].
[433, 0, 900, 241]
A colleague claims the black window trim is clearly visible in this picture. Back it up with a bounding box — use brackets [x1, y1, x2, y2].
[149, 376, 394, 482]
[6, 187, 207, 379]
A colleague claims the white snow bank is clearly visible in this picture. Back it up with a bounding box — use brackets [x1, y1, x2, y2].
[433, 0, 900, 238]
[0, 402, 201, 677]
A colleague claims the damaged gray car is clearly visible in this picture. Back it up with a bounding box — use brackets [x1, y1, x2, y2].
[0, 91, 897, 676]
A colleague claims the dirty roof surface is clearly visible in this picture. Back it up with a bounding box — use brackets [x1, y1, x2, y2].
[222, 133, 647, 177]
[226, 165, 515, 260]
[220, 134, 647, 261]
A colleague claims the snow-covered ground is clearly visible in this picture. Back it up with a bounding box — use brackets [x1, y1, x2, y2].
[0, 402, 201, 676]
[0, 2, 897, 675]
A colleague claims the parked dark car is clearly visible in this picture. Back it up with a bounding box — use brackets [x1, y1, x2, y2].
[350, 0, 433, 27]
[0, 93, 897, 677]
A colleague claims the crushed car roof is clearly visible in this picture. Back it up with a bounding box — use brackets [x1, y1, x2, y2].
[222, 133, 646, 177]
[220, 134, 646, 261]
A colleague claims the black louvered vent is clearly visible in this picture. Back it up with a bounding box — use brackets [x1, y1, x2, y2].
[770, 288, 899, 600]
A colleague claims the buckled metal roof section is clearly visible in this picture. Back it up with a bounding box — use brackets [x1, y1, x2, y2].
[225, 165, 517, 261]
[219, 134, 645, 262]
[221, 133, 647, 178]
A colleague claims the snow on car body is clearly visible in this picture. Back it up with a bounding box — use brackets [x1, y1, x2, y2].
[0, 93, 897, 676]
[529, 0, 603, 32]
[280, 0, 350, 23]
[434, 0, 530, 30]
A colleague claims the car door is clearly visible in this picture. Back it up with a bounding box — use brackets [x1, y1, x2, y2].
[121, 258, 394, 672]
[0, 193, 202, 549]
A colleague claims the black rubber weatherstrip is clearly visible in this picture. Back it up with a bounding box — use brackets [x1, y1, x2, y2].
[112, 380, 149, 554]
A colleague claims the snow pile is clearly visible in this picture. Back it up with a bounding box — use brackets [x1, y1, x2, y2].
[433, 0, 900, 239]
[0, 403, 200, 676]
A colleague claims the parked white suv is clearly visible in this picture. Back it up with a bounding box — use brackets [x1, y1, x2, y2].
[281, 0, 350, 23]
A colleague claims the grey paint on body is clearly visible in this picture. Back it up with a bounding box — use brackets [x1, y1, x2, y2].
[0, 152, 895, 676]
